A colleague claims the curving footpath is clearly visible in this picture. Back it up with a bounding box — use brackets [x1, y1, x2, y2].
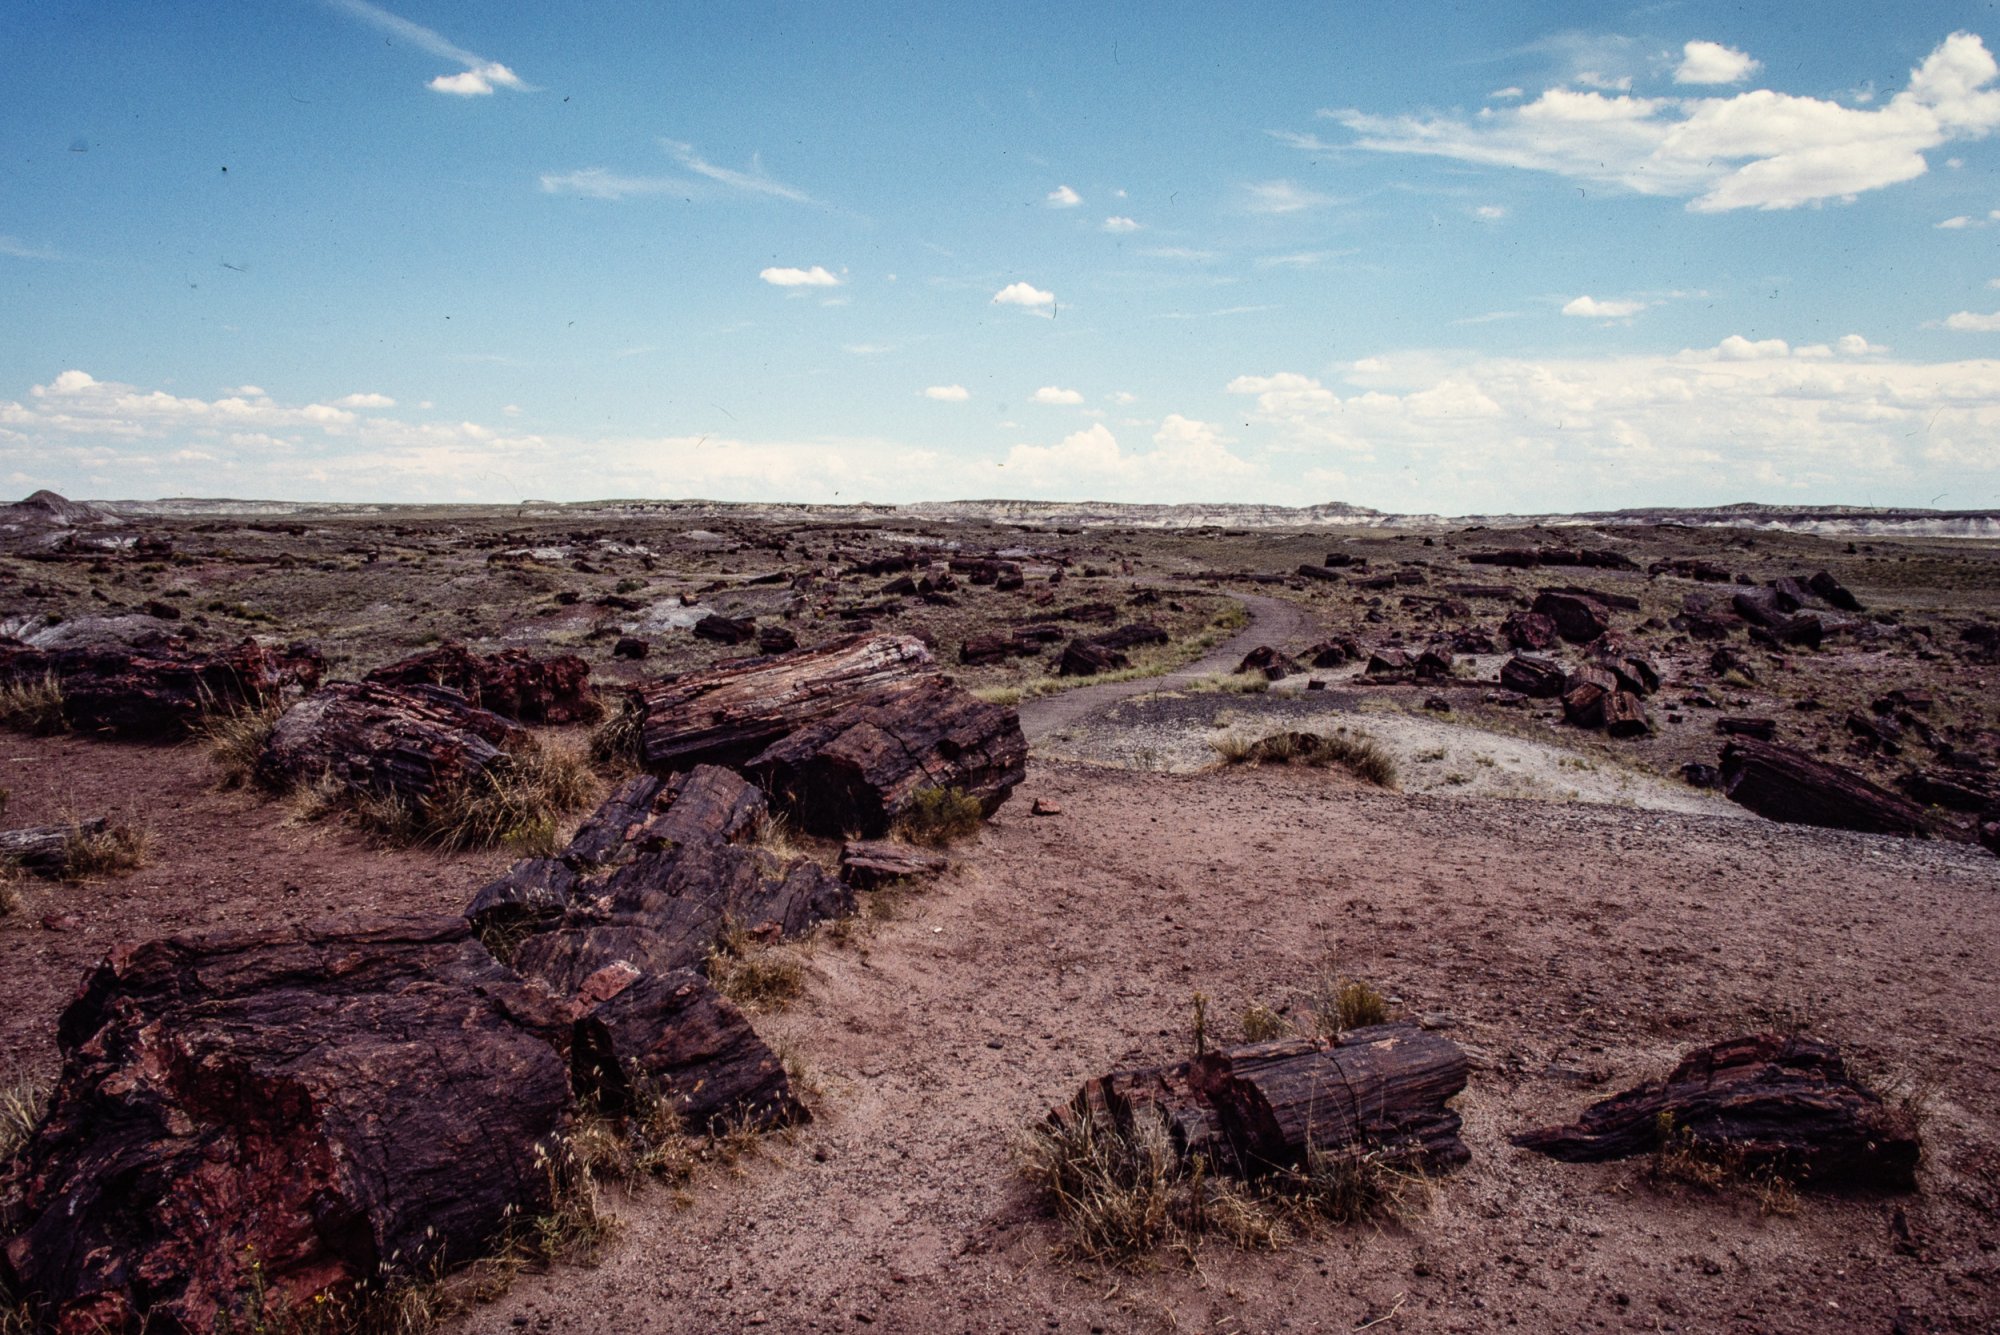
[1016, 590, 1318, 742]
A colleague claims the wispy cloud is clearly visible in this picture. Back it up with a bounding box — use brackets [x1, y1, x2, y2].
[1320, 32, 2000, 213]
[1253, 249, 1350, 269]
[921, 384, 970, 401]
[1675, 40, 1761, 85]
[1102, 216, 1141, 233]
[538, 168, 688, 200]
[0, 236, 59, 261]
[1563, 295, 1648, 318]
[661, 140, 819, 204]
[1243, 180, 1339, 214]
[324, 0, 532, 95]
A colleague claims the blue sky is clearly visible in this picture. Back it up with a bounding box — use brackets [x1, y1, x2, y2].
[3, 1, 1999, 513]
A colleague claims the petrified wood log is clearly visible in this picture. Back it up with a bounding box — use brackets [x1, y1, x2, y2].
[1189, 1026, 1471, 1172]
[1296, 563, 1344, 583]
[1501, 610, 1558, 651]
[257, 680, 526, 807]
[745, 677, 1026, 837]
[1414, 647, 1454, 680]
[1365, 648, 1411, 675]
[1092, 622, 1170, 652]
[1806, 571, 1862, 611]
[756, 625, 799, 654]
[1717, 716, 1778, 741]
[692, 613, 756, 645]
[839, 839, 948, 888]
[1532, 591, 1611, 644]
[0, 917, 572, 1334]
[1512, 1033, 1918, 1188]
[1058, 639, 1128, 676]
[364, 642, 598, 724]
[0, 637, 322, 739]
[1500, 654, 1565, 698]
[0, 821, 104, 877]
[636, 634, 934, 772]
[1721, 739, 1929, 837]
[1237, 645, 1299, 680]
[1602, 689, 1650, 738]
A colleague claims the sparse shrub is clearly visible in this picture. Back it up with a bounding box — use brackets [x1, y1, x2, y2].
[0, 674, 67, 736]
[1189, 672, 1269, 695]
[895, 786, 984, 846]
[1240, 1003, 1290, 1043]
[971, 685, 1022, 706]
[201, 699, 283, 789]
[587, 691, 645, 770]
[614, 578, 645, 594]
[0, 869, 19, 918]
[706, 920, 808, 1010]
[1647, 1111, 1800, 1216]
[1, 1080, 47, 1165]
[1310, 970, 1392, 1036]
[60, 819, 149, 881]
[1209, 729, 1398, 789]
[377, 737, 597, 853]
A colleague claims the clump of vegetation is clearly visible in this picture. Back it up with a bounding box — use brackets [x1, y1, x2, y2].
[1310, 970, 1392, 1036]
[895, 785, 984, 846]
[1240, 1002, 1290, 1042]
[60, 819, 150, 882]
[0, 869, 18, 918]
[1, 1080, 47, 1165]
[587, 691, 645, 770]
[705, 920, 809, 1011]
[1647, 1112, 1800, 1217]
[323, 737, 598, 854]
[1187, 672, 1269, 696]
[0, 674, 68, 736]
[1017, 1105, 1426, 1268]
[1208, 728, 1398, 789]
[201, 699, 283, 789]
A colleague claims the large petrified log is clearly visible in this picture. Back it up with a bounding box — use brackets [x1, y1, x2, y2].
[1058, 639, 1127, 676]
[635, 633, 934, 771]
[1531, 591, 1611, 644]
[1720, 738, 1929, 837]
[1513, 1033, 1919, 1189]
[745, 677, 1027, 837]
[1500, 610, 1558, 651]
[257, 680, 526, 807]
[1055, 1024, 1469, 1179]
[0, 636, 322, 739]
[1236, 645, 1300, 680]
[0, 917, 573, 1334]
[364, 642, 598, 724]
[1468, 547, 1636, 571]
[1500, 654, 1565, 699]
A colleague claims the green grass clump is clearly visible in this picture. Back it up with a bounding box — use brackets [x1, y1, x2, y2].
[895, 786, 985, 846]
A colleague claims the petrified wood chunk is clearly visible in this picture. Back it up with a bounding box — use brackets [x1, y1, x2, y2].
[364, 642, 598, 724]
[1058, 639, 1128, 677]
[0, 821, 105, 877]
[1500, 654, 1565, 698]
[1365, 648, 1411, 675]
[1237, 645, 1299, 680]
[1601, 689, 1650, 738]
[0, 636, 322, 739]
[746, 677, 1026, 837]
[1501, 610, 1559, 651]
[692, 613, 756, 645]
[1720, 739, 1928, 837]
[257, 680, 526, 807]
[1512, 1032, 1919, 1189]
[1092, 622, 1170, 652]
[1532, 591, 1611, 644]
[838, 839, 949, 888]
[0, 917, 572, 1334]
[636, 633, 934, 772]
[1806, 571, 1862, 612]
[1296, 563, 1344, 583]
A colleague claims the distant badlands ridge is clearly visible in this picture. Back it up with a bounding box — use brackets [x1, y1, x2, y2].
[13, 491, 2000, 539]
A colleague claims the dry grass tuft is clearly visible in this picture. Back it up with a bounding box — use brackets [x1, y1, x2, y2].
[1017, 1106, 1423, 1268]
[300, 736, 597, 853]
[1646, 1111, 1800, 1216]
[201, 700, 283, 790]
[0, 867, 20, 918]
[1187, 672, 1270, 696]
[1240, 1003, 1291, 1042]
[706, 921, 809, 1011]
[1, 1080, 48, 1166]
[1210, 729, 1398, 789]
[1310, 970, 1392, 1036]
[60, 819, 150, 882]
[587, 691, 646, 771]
[0, 674, 67, 736]
[895, 785, 985, 846]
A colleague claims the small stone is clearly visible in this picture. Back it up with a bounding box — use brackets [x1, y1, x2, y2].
[1030, 797, 1063, 816]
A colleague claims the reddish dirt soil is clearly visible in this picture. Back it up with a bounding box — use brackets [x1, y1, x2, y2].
[4, 740, 1997, 1333]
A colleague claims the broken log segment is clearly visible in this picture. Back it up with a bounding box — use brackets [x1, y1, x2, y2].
[838, 839, 948, 889]
[635, 633, 934, 772]
[363, 642, 599, 724]
[0, 636, 323, 740]
[0, 820, 106, 877]
[745, 676, 1026, 838]
[0, 917, 573, 1334]
[1720, 738, 1928, 837]
[1512, 1032, 1919, 1189]
[256, 679, 527, 809]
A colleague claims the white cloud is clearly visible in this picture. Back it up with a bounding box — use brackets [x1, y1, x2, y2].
[1047, 185, 1082, 207]
[1944, 309, 2000, 331]
[921, 384, 970, 401]
[1254, 249, 1349, 269]
[1675, 40, 1762, 85]
[428, 64, 524, 96]
[1323, 32, 2000, 212]
[1102, 216, 1141, 233]
[1473, 204, 1508, 221]
[235, 386, 266, 398]
[336, 392, 396, 408]
[1491, 87, 1524, 100]
[1244, 180, 1337, 214]
[759, 265, 841, 287]
[327, 0, 533, 95]
[0, 236, 58, 261]
[1031, 386, 1084, 405]
[1563, 295, 1647, 318]
[1936, 214, 1978, 228]
[1108, 391, 1137, 405]
[1000, 417, 1253, 494]
[1717, 334, 1790, 359]
[992, 281, 1056, 311]
[1837, 334, 1879, 355]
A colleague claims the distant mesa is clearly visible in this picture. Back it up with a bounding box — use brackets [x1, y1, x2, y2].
[2, 489, 114, 528]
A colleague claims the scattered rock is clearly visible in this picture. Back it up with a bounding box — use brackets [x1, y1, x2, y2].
[692, 613, 757, 645]
[0, 636, 322, 739]
[1531, 591, 1612, 644]
[613, 635, 650, 659]
[1500, 654, 1566, 699]
[1500, 610, 1559, 651]
[838, 839, 949, 887]
[1058, 639, 1128, 677]
[1236, 645, 1299, 680]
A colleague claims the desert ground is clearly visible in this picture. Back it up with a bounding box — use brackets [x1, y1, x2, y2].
[1, 494, 1997, 1333]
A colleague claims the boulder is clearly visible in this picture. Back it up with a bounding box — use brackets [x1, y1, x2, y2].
[1236, 645, 1299, 680]
[1531, 591, 1611, 644]
[691, 613, 756, 645]
[1058, 639, 1128, 677]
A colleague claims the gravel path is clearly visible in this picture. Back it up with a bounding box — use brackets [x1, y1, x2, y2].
[1016, 590, 1319, 741]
